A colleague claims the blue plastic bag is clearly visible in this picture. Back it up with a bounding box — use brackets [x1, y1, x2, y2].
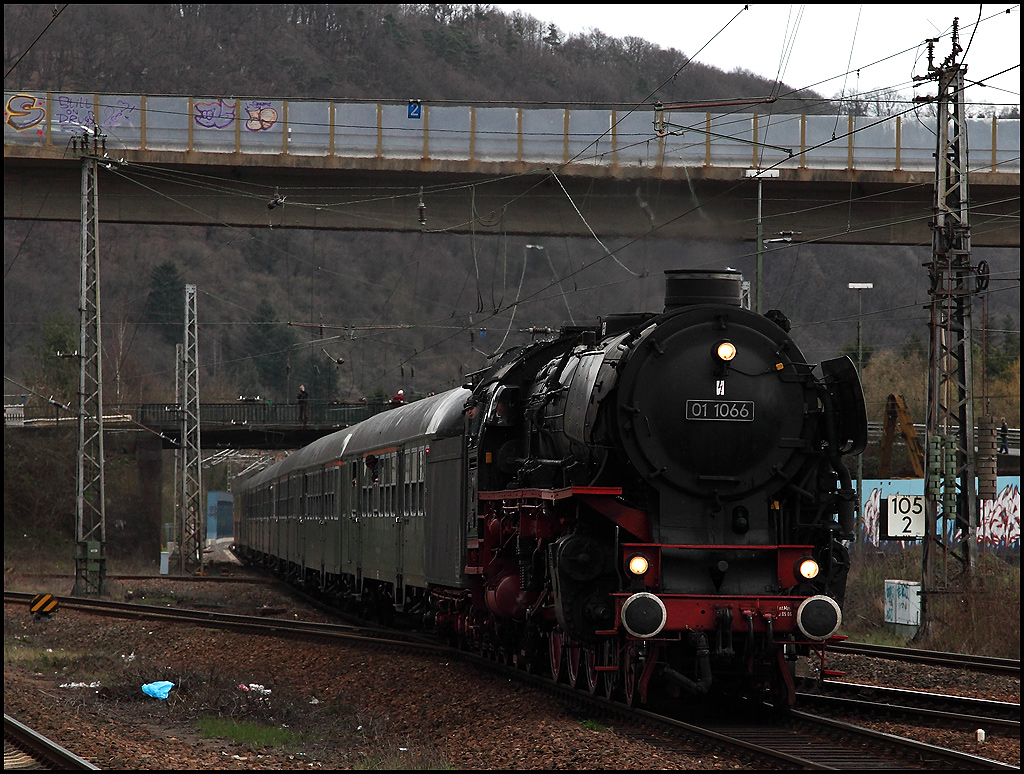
[141, 680, 175, 699]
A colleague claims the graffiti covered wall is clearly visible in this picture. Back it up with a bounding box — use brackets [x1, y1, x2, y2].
[860, 477, 1020, 549]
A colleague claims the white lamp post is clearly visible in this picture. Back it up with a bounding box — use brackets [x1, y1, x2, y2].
[848, 282, 873, 539]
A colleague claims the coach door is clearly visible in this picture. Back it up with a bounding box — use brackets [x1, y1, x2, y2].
[424, 435, 466, 587]
[378, 451, 400, 589]
[321, 463, 341, 583]
[345, 457, 363, 584]
[401, 445, 427, 589]
[272, 479, 285, 570]
[288, 473, 302, 575]
[305, 469, 323, 583]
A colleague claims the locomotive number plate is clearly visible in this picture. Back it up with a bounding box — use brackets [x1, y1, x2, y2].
[686, 399, 754, 421]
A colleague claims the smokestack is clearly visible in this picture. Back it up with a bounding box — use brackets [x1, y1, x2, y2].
[664, 270, 742, 312]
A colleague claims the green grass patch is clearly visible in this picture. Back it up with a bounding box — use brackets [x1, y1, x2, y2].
[842, 545, 1021, 659]
[196, 715, 300, 748]
[4, 639, 90, 672]
[352, 746, 453, 770]
[578, 718, 609, 732]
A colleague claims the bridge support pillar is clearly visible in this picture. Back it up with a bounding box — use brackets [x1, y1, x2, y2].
[136, 432, 164, 565]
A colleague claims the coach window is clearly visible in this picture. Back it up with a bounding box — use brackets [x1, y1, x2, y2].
[416, 446, 426, 514]
[379, 453, 387, 515]
[325, 467, 336, 523]
[308, 473, 314, 522]
[317, 469, 325, 522]
[385, 452, 397, 516]
[406, 446, 424, 516]
[350, 460, 359, 519]
[302, 473, 309, 524]
[313, 470, 323, 523]
[403, 448, 412, 517]
[362, 455, 378, 516]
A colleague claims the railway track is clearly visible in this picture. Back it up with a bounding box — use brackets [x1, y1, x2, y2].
[16, 578, 1018, 673]
[799, 680, 1020, 732]
[3, 590, 441, 652]
[806, 679, 1015, 720]
[830, 639, 1021, 676]
[473, 652, 1019, 770]
[4, 714, 99, 770]
[696, 709, 1017, 770]
[5, 590, 1018, 769]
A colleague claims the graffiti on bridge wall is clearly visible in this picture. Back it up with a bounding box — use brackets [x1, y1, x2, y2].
[244, 101, 278, 131]
[5, 93, 139, 134]
[861, 478, 1020, 549]
[194, 98, 235, 129]
[5, 94, 46, 132]
[194, 98, 278, 131]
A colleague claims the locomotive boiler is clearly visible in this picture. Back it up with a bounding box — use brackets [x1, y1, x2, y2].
[234, 269, 867, 707]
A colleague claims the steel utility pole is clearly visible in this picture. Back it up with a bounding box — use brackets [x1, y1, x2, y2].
[916, 19, 982, 628]
[72, 126, 107, 597]
[177, 284, 205, 575]
[745, 168, 780, 313]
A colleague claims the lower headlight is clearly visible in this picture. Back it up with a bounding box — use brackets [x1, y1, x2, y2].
[796, 557, 820, 580]
[627, 553, 650, 577]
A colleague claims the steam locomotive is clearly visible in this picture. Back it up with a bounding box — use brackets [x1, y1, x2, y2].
[233, 269, 867, 707]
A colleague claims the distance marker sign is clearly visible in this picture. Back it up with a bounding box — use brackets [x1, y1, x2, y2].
[882, 494, 925, 539]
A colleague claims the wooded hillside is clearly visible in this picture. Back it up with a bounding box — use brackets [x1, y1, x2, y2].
[4, 4, 1019, 428]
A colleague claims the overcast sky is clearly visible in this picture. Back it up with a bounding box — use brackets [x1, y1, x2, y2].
[494, 4, 1021, 107]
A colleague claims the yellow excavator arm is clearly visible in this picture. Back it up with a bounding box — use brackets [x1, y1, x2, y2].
[878, 394, 925, 478]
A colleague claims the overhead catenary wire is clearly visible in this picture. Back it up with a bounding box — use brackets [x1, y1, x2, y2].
[99, 97, 1024, 279]
[68, 109, 1024, 391]
[7, 9, 1018, 396]
[3, 4, 68, 80]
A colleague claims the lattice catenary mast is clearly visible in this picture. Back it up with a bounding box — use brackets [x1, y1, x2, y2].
[177, 284, 205, 574]
[72, 128, 107, 597]
[915, 19, 986, 624]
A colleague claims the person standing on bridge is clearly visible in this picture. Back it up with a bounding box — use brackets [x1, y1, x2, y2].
[999, 417, 1009, 454]
[298, 385, 309, 426]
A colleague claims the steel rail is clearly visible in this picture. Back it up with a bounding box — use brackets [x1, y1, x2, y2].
[2, 591, 441, 651]
[6, 590, 1017, 769]
[4, 714, 100, 771]
[799, 682, 1020, 731]
[830, 640, 1020, 675]
[787, 709, 1019, 770]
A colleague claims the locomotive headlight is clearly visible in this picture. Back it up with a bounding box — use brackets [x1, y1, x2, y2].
[627, 553, 650, 577]
[796, 557, 820, 580]
[715, 340, 737, 362]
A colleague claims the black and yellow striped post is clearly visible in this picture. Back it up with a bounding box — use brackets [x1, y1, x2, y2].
[30, 593, 59, 617]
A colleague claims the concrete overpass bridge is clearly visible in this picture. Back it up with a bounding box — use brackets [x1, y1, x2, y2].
[4, 91, 1020, 246]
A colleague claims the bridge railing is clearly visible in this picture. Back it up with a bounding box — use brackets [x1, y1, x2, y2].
[134, 400, 392, 429]
[5, 91, 1020, 173]
[866, 421, 1020, 455]
[6, 399, 1021, 453]
[4, 400, 392, 429]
